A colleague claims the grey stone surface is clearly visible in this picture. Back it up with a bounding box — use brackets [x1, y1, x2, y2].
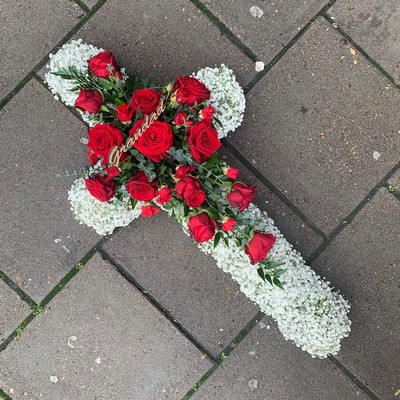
[0, 253, 212, 399]
[0, 280, 31, 343]
[73, 0, 255, 86]
[220, 147, 323, 259]
[0, 80, 99, 302]
[0, 1, 83, 100]
[81, 0, 98, 9]
[329, 0, 400, 84]
[228, 18, 400, 235]
[388, 168, 400, 187]
[102, 211, 259, 357]
[313, 189, 400, 399]
[192, 316, 368, 400]
[204, 0, 326, 62]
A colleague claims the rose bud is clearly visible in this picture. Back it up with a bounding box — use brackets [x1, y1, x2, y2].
[174, 165, 195, 179]
[126, 172, 158, 201]
[104, 166, 120, 179]
[188, 121, 221, 163]
[141, 204, 161, 217]
[245, 233, 276, 265]
[130, 88, 162, 115]
[84, 175, 116, 203]
[157, 187, 172, 205]
[87, 151, 101, 165]
[74, 88, 103, 114]
[88, 51, 122, 79]
[188, 212, 217, 242]
[116, 103, 133, 123]
[223, 166, 240, 180]
[200, 104, 215, 124]
[173, 112, 189, 127]
[221, 217, 236, 232]
[175, 176, 206, 208]
[173, 76, 210, 106]
[227, 182, 256, 211]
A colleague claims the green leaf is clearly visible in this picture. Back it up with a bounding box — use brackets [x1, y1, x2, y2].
[257, 266, 265, 281]
[273, 269, 286, 278]
[98, 78, 114, 90]
[115, 98, 125, 106]
[213, 232, 222, 248]
[259, 260, 284, 269]
[264, 273, 273, 286]
[273, 277, 284, 290]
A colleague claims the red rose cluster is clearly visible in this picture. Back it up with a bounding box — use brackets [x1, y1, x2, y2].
[73, 49, 275, 270]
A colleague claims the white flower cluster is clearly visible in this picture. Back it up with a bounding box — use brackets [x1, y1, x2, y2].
[68, 178, 142, 236]
[45, 39, 103, 107]
[195, 64, 246, 138]
[193, 204, 351, 358]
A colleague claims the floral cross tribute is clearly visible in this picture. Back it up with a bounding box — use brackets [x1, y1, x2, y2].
[45, 40, 351, 358]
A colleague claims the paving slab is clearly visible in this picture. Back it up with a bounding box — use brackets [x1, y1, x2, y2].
[313, 189, 400, 399]
[0, 80, 99, 302]
[0, 0, 83, 100]
[220, 146, 323, 259]
[0, 281, 31, 344]
[388, 168, 400, 187]
[328, 0, 400, 84]
[73, 0, 255, 86]
[203, 0, 326, 62]
[102, 211, 259, 357]
[192, 316, 368, 400]
[227, 18, 400, 235]
[0, 253, 212, 399]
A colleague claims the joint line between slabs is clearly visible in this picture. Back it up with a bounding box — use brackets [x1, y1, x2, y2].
[222, 140, 328, 241]
[190, 0, 259, 63]
[306, 159, 400, 265]
[328, 356, 383, 400]
[322, 14, 400, 90]
[0, 270, 37, 309]
[243, 0, 338, 94]
[0, 244, 101, 353]
[72, 0, 91, 13]
[0, 0, 109, 112]
[181, 311, 265, 399]
[97, 247, 217, 363]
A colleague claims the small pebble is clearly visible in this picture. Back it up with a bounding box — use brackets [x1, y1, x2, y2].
[248, 379, 258, 391]
[373, 151, 381, 160]
[50, 376, 59, 383]
[255, 61, 265, 72]
[95, 357, 101, 364]
[250, 6, 264, 17]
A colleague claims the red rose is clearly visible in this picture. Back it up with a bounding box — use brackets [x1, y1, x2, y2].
[173, 112, 193, 127]
[74, 88, 103, 114]
[116, 103, 133, 123]
[130, 88, 162, 115]
[188, 213, 217, 242]
[188, 121, 221, 163]
[245, 233, 276, 265]
[157, 187, 172, 205]
[84, 175, 116, 203]
[174, 165, 195, 179]
[225, 167, 240, 180]
[200, 104, 215, 124]
[175, 176, 206, 208]
[88, 51, 122, 79]
[87, 151, 100, 165]
[126, 172, 158, 201]
[173, 76, 210, 106]
[87, 124, 124, 165]
[227, 183, 256, 211]
[222, 217, 236, 232]
[132, 120, 173, 162]
[141, 204, 160, 217]
[104, 166, 120, 179]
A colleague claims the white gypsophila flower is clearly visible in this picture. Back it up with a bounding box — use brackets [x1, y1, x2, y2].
[195, 65, 246, 138]
[68, 178, 142, 236]
[165, 203, 351, 358]
[45, 39, 103, 107]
